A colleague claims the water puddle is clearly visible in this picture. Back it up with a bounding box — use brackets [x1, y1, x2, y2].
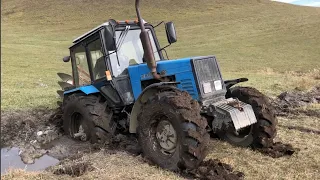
[1, 147, 59, 174]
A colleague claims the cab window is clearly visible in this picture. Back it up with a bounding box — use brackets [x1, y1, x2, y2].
[73, 45, 91, 85]
[109, 29, 160, 77]
[87, 38, 106, 80]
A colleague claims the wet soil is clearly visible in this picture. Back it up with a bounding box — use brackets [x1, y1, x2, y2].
[255, 142, 296, 158]
[53, 161, 95, 177]
[1, 108, 245, 179]
[181, 159, 244, 180]
[272, 86, 320, 117]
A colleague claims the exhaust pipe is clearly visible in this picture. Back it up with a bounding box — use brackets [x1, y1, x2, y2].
[135, 0, 160, 79]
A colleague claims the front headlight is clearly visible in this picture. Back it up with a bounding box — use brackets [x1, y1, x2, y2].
[203, 82, 212, 94]
[214, 80, 222, 91]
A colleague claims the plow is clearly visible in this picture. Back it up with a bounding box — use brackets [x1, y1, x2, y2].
[57, 0, 277, 171]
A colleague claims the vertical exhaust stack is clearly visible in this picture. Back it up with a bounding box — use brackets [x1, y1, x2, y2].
[135, 0, 160, 79]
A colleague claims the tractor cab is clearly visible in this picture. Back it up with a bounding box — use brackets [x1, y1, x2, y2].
[64, 20, 174, 87]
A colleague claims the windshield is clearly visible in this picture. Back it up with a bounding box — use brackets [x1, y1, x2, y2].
[109, 28, 161, 77]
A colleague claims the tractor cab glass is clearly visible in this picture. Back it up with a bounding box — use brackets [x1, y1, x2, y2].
[71, 32, 107, 86]
[109, 28, 160, 77]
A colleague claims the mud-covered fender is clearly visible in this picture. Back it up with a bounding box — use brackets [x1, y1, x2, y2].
[224, 78, 248, 90]
[129, 82, 179, 133]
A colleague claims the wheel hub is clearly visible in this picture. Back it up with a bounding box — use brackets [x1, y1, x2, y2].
[156, 120, 177, 153]
[226, 125, 252, 142]
[71, 112, 87, 141]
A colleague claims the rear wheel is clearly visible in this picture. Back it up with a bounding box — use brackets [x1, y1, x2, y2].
[137, 90, 209, 170]
[220, 87, 277, 148]
[63, 94, 113, 143]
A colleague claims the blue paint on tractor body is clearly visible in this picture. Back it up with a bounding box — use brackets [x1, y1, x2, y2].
[127, 58, 199, 100]
[64, 85, 100, 95]
[64, 58, 200, 102]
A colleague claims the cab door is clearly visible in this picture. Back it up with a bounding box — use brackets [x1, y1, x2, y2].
[70, 31, 108, 87]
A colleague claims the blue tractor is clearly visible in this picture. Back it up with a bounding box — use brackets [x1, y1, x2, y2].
[58, 0, 277, 170]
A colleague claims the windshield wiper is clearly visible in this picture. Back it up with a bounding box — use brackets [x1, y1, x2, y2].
[116, 25, 130, 50]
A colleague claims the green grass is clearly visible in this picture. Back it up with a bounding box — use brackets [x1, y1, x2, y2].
[1, 0, 320, 110]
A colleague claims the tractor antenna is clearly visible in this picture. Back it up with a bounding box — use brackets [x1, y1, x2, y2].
[135, 0, 160, 79]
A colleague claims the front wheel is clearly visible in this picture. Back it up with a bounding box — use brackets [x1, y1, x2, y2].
[219, 87, 277, 148]
[137, 90, 209, 171]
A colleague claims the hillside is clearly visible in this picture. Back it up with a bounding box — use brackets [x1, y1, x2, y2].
[1, 1, 320, 179]
[1, 0, 320, 109]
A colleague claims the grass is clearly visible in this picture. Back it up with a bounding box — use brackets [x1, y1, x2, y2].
[1, 0, 320, 109]
[1, 0, 320, 179]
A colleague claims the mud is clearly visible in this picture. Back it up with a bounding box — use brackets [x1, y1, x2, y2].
[182, 159, 244, 180]
[272, 86, 320, 117]
[256, 142, 296, 158]
[1, 108, 246, 178]
[53, 161, 95, 177]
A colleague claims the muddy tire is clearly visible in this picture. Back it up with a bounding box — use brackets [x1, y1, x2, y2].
[222, 87, 277, 148]
[137, 90, 209, 171]
[63, 94, 113, 143]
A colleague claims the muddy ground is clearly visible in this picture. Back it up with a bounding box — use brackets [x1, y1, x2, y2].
[1, 107, 245, 179]
[272, 86, 320, 117]
[1, 109, 299, 179]
[3, 86, 319, 179]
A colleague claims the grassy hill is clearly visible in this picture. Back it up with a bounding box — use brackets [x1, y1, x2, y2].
[1, 0, 319, 109]
[1, 1, 320, 180]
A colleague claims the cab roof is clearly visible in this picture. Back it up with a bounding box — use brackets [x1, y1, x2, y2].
[72, 19, 148, 44]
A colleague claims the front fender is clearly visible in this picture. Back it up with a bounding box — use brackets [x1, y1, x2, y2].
[129, 82, 179, 133]
[224, 78, 248, 90]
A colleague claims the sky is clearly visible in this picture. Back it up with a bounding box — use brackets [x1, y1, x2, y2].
[272, 0, 320, 7]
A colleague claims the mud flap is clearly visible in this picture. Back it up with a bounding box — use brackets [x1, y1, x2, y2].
[211, 98, 257, 131]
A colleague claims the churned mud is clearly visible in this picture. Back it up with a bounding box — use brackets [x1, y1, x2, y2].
[181, 159, 245, 180]
[1, 108, 245, 179]
[7, 84, 319, 178]
[272, 86, 320, 117]
[255, 142, 296, 158]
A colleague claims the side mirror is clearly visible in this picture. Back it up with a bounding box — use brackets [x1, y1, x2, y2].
[63, 56, 70, 62]
[104, 26, 116, 51]
[165, 22, 177, 44]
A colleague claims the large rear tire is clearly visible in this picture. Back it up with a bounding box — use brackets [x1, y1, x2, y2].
[220, 87, 277, 148]
[63, 94, 113, 143]
[137, 90, 209, 171]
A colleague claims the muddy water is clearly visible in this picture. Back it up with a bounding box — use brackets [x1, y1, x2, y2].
[1, 147, 59, 174]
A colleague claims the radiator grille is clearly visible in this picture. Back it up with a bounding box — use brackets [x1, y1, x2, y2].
[192, 56, 226, 100]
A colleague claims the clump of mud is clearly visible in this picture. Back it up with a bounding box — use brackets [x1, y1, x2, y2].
[256, 142, 296, 158]
[182, 159, 244, 180]
[53, 161, 95, 177]
[272, 86, 320, 117]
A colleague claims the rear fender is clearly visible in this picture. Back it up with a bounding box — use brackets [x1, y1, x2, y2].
[63, 85, 99, 95]
[129, 82, 179, 133]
